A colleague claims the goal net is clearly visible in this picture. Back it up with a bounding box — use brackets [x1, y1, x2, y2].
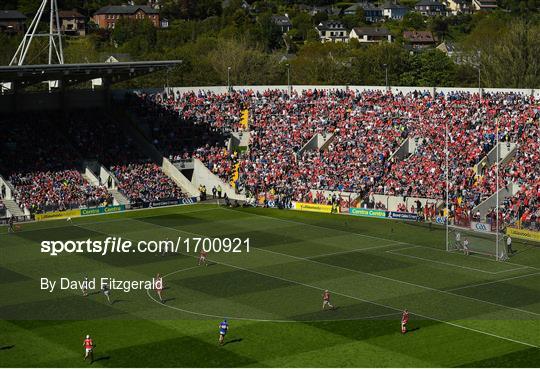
[447, 225, 507, 260]
[441, 112, 508, 261]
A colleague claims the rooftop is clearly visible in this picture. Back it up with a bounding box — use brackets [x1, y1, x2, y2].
[352, 27, 391, 37]
[0, 10, 27, 20]
[317, 20, 346, 30]
[403, 30, 436, 42]
[94, 5, 159, 15]
[58, 10, 84, 18]
[415, 0, 444, 6]
[271, 15, 292, 26]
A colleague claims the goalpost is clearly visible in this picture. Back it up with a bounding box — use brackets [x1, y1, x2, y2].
[445, 116, 507, 261]
[447, 226, 507, 260]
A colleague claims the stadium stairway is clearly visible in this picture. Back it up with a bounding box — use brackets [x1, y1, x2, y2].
[229, 131, 250, 150]
[297, 132, 335, 158]
[389, 137, 423, 161]
[0, 175, 15, 200]
[109, 189, 131, 207]
[472, 181, 520, 220]
[82, 167, 100, 187]
[192, 158, 245, 201]
[162, 157, 199, 197]
[3, 198, 26, 217]
[474, 142, 517, 176]
[107, 109, 199, 198]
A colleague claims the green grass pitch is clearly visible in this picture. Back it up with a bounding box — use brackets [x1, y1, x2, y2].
[1, 204, 539, 367]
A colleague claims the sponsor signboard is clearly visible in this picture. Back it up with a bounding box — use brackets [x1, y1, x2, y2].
[387, 211, 419, 221]
[293, 202, 334, 213]
[149, 197, 198, 208]
[507, 227, 540, 243]
[435, 216, 446, 224]
[35, 209, 80, 221]
[150, 199, 182, 207]
[349, 208, 387, 218]
[471, 221, 492, 233]
[80, 205, 126, 217]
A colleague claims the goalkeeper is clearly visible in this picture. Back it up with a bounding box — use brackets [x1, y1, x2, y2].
[454, 231, 463, 250]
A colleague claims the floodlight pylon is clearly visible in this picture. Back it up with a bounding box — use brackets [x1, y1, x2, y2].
[9, 0, 64, 66]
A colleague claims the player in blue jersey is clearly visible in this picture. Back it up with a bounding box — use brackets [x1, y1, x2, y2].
[218, 319, 228, 345]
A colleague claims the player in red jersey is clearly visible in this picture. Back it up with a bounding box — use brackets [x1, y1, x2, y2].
[155, 273, 164, 303]
[401, 309, 409, 334]
[322, 290, 334, 310]
[198, 251, 208, 266]
[83, 334, 94, 363]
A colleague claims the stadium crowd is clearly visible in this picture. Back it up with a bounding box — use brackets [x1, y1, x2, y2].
[112, 163, 185, 203]
[137, 89, 538, 230]
[0, 111, 186, 214]
[0, 90, 536, 231]
[9, 170, 112, 214]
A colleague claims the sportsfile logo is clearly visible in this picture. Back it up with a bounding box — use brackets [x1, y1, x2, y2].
[40, 237, 250, 256]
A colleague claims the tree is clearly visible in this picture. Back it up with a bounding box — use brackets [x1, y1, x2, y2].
[342, 8, 365, 29]
[312, 11, 328, 26]
[17, 0, 41, 15]
[484, 19, 540, 87]
[416, 49, 456, 86]
[429, 16, 449, 40]
[0, 33, 21, 65]
[461, 16, 540, 87]
[291, 12, 313, 40]
[1, 0, 18, 10]
[112, 18, 157, 57]
[350, 43, 411, 85]
[64, 37, 99, 63]
[402, 12, 426, 30]
[207, 38, 282, 85]
[290, 41, 350, 84]
[252, 12, 283, 51]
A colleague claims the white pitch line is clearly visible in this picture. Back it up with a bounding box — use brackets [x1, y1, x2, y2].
[386, 250, 501, 275]
[77, 222, 540, 349]
[163, 265, 200, 278]
[387, 245, 421, 252]
[146, 269, 402, 323]
[161, 251, 540, 348]
[223, 208, 540, 272]
[305, 242, 402, 259]
[494, 266, 531, 274]
[128, 217, 540, 317]
[386, 249, 531, 275]
[0, 205, 220, 236]
[446, 272, 540, 292]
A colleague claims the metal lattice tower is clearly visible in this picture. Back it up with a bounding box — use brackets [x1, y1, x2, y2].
[10, 0, 64, 66]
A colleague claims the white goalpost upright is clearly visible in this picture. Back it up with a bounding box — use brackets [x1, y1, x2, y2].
[496, 118, 500, 260]
[445, 117, 449, 253]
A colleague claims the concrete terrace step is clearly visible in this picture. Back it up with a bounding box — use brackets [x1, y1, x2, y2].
[109, 189, 131, 206]
[3, 198, 25, 217]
